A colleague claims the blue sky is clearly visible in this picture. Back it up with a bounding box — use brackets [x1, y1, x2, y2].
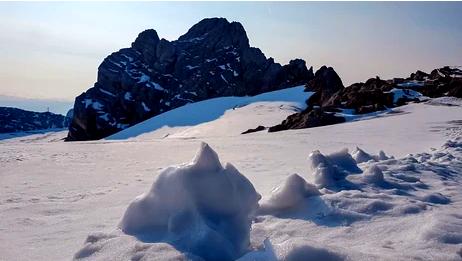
[1, 2, 461, 102]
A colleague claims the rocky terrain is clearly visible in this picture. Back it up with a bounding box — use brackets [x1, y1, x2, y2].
[67, 18, 314, 141]
[267, 66, 462, 132]
[0, 107, 68, 133]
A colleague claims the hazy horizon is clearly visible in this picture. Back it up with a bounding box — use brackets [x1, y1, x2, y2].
[1, 2, 461, 101]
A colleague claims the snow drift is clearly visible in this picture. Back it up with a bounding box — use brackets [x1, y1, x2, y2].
[308, 149, 362, 189]
[119, 142, 261, 261]
[352, 147, 390, 163]
[362, 164, 385, 184]
[258, 174, 320, 215]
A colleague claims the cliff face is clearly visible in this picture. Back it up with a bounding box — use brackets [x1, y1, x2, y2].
[67, 18, 314, 140]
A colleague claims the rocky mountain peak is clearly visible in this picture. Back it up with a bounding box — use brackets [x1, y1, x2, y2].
[131, 29, 160, 51]
[178, 18, 249, 50]
[67, 18, 314, 141]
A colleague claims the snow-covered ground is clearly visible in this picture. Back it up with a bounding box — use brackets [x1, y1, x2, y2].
[0, 128, 66, 141]
[1, 88, 462, 261]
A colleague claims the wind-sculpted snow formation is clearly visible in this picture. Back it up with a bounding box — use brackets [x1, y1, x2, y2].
[120, 142, 260, 261]
[75, 140, 462, 260]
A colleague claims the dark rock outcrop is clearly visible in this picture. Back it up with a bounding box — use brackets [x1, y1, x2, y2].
[447, 78, 462, 97]
[241, 125, 266, 134]
[0, 107, 67, 133]
[419, 66, 462, 98]
[322, 77, 395, 114]
[67, 18, 314, 140]
[268, 107, 345, 132]
[305, 66, 344, 107]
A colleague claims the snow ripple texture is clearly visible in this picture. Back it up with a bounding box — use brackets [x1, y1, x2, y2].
[75, 139, 462, 261]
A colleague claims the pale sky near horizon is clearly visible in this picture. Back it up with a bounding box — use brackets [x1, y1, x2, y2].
[0, 2, 461, 101]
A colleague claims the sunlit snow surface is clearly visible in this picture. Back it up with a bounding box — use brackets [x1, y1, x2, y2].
[107, 86, 312, 140]
[1, 89, 462, 260]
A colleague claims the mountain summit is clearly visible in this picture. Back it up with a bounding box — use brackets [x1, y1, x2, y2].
[67, 18, 314, 140]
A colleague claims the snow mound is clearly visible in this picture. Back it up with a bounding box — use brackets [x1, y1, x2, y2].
[259, 174, 320, 215]
[362, 164, 385, 184]
[308, 149, 362, 189]
[119, 142, 261, 261]
[352, 147, 390, 163]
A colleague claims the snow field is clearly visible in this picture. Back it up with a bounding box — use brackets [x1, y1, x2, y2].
[75, 138, 462, 261]
[1, 88, 462, 261]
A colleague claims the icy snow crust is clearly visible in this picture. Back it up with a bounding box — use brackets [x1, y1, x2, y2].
[74, 140, 462, 261]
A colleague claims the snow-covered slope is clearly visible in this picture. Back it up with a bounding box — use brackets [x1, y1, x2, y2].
[107, 86, 311, 140]
[1, 95, 462, 261]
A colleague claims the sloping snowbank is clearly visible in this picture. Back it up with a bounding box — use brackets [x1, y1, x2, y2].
[107, 86, 312, 140]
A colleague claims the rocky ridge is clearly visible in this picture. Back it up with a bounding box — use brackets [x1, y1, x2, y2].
[267, 66, 462, 132]
[0, 107, 68, 133]
[67, 18, 314, 140]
